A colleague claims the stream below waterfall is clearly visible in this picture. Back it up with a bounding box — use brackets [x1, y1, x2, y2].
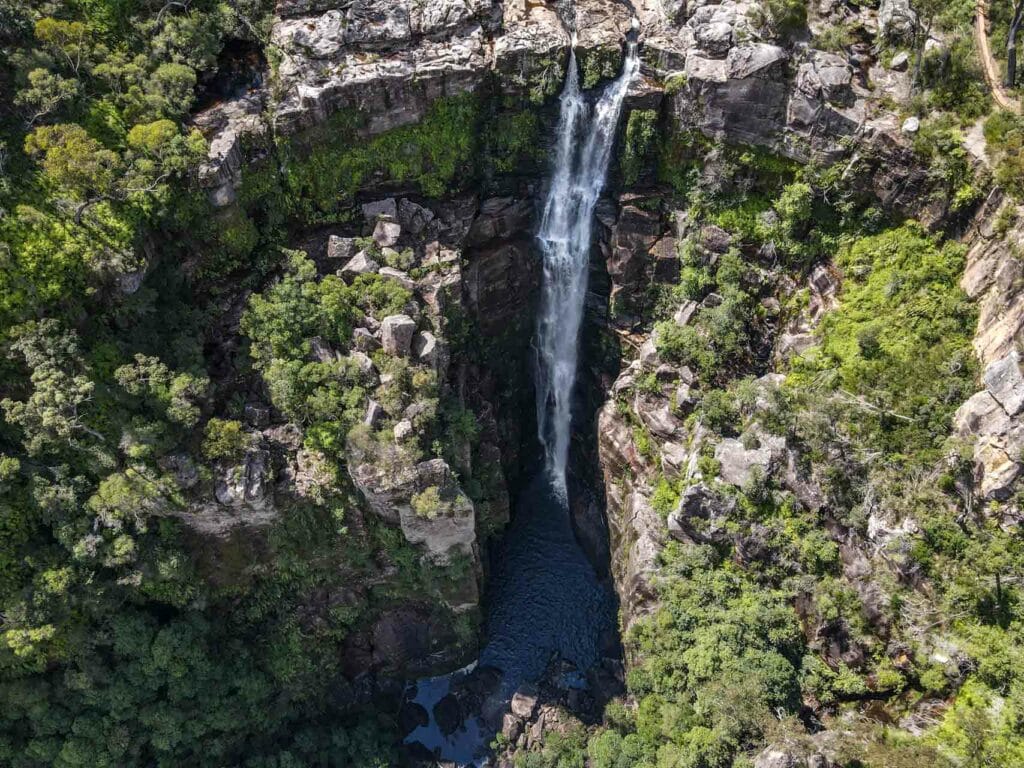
[403, 33, 639, 766]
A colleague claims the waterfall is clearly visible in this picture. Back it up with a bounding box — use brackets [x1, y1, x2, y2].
[534, 38, 640, 495]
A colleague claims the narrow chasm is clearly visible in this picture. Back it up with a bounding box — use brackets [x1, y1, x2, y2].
[401, 40, 641, 767]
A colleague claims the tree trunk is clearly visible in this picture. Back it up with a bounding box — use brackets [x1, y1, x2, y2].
[1007, 0, 1024, 88]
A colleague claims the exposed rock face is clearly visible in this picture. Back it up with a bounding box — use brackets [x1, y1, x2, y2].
[954, 360, 1024, 500]
[398, 459, 477, 565]
[962, 190, 1024, 369]
[597, 398, 668, 630]
[953, 192, 1024, 500]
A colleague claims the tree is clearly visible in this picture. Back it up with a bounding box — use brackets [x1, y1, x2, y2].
[1, 320, 103, 455]
[23, 124, 121, 203]
[13, 68, 79, 126]
[114, 353, 209, 428]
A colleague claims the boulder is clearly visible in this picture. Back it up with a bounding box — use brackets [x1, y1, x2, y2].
[510, 685, 539, 719]
[673, 301, 698, 326]
[796, 51, 854, 106]
[378, 266, 416, 290]
[398, 459, 476, 564]
[373, 219, 402, 248]
[890, 51, 910, 71]
[349, 350, 378, 379]
[394, 419, 414, 441]
[364, 400, 385, 428]
[667, 484, 735, 545]
[502, 712, 523, 741]
[362, 198, 398, 221]
[714, 432, 787, 487]
[340, 251, 380, 278]
[244, 403, 271, 428]
[327, 235, 358, 261]
[433, 694, 463, 736]
[638, 397, 680, 439]
[398, 198, 435, 234]
[879, 0, 917, 39]
[215, 449, 273, 509]
[353, 327, 381, 352]
[381, 314, 417, 356]
[412, 331, 438, 365]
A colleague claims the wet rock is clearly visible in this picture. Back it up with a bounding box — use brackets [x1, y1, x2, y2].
[433, 693, 463, 736]
[382, 314, 417, 356]
[462, 239, 540, 334]
[398, 700, 429, 735]
[510, 685, 539, 719]
[467, 197, 533, 245]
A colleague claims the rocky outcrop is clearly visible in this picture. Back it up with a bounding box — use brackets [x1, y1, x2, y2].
[597, 395, 670, 630]
[953, 191, 1024, 501]
[954, 354, 1024, 500]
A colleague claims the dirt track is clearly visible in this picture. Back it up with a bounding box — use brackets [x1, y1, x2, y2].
[976, 0, 1021, 111]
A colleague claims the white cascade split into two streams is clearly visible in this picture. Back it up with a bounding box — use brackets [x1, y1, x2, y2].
[534, 35, 640, 495]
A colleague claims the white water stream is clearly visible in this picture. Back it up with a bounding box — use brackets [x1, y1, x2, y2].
[534, 37, 640, 494]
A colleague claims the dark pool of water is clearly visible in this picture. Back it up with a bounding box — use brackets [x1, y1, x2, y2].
[404, 472, 616, 764]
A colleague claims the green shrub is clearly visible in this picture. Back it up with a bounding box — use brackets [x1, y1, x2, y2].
[620, 110, 659, 186]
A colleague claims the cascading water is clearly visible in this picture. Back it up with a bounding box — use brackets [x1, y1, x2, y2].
[535, 36, 640, 494]
[403, 33, 640, 766]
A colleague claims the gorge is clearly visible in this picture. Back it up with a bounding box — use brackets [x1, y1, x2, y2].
[403, 35, 640, 763]
[5, 1, 1024, 767]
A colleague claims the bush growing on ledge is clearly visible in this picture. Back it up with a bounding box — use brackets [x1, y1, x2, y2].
[620, 110, 658, 186]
